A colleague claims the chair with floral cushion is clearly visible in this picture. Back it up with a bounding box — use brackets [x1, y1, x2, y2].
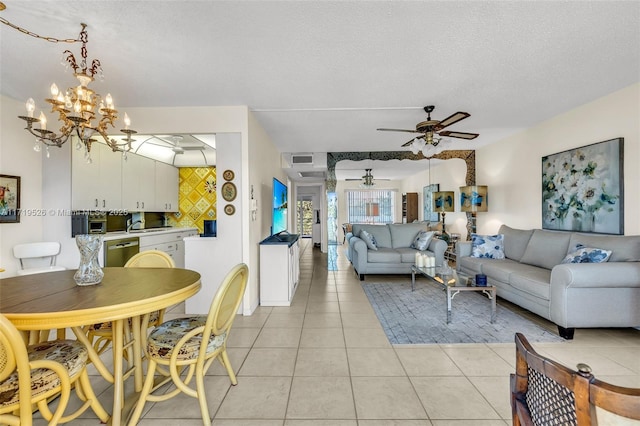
[0, 314, 109, 425]
[511, 332, 640, 425]
[85, 250, 175, 355]
[128, 263, 249, 426]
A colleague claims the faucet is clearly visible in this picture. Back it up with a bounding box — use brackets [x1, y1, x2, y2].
[127, 220, 143, 233]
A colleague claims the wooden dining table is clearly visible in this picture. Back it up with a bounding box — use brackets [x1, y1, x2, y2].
[0, 267, 201, 425]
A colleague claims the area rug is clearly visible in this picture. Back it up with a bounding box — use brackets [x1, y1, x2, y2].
[362, 281, 564, 344]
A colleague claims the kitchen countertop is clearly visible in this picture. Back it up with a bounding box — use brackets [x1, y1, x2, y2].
[101, 227, 198, 241]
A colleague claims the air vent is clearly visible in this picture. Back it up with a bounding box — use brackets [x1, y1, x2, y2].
[291, 155, 313, 164]
[298, 171, 326, 179]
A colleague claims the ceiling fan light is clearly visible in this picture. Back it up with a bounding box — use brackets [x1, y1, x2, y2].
[410, 143, 420, 155]
[422, 144, 435, 157]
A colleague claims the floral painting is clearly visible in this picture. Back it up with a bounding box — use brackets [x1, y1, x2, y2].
[542, 138, 623, 234]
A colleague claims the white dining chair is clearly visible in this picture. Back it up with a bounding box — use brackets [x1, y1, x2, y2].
[13, 242, 66, 276]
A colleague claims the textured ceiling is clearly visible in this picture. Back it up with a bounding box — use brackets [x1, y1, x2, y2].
[1, 1, 639, 181]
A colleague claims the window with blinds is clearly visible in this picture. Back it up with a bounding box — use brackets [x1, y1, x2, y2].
[346, 189, 396, 224]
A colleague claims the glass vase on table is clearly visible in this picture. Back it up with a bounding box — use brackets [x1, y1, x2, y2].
[74, 234, 104, 286]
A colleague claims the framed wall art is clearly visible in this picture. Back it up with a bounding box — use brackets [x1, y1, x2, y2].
[0, 174, 21, 223]
[423, 183, 440, 223]
[542, 138, 623, 234]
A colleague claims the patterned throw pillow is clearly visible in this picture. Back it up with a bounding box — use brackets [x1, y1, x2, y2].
[411, 230, 435, 251]
[561, 244, 612, 264]
[360, 230, 378, 251]
[471, 234, 505, 259]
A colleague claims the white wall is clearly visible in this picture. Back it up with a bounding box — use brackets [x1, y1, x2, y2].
[247, 111, 288, 314]
[477, 83, 639, 235]
[0, 96, 45, 277]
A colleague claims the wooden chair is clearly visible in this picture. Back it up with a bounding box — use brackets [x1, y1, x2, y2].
[511, 332, 640, 425]
[128, 263, 249, 426]
[0, 314, 109, 425]
[85, 250, 175, 355]
[13, 242, 66, 276]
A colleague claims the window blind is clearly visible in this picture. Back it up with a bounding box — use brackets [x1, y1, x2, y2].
[346, 189, 396, 224]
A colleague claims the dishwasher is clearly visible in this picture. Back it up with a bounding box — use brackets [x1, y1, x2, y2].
[104, 237, 140, 267]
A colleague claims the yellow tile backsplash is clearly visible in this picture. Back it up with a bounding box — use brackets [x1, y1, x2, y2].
[168, 167, 216, 233]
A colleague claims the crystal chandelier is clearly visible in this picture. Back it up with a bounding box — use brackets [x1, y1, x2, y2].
[408, 134, 452, 157]
[360, 169, 375, 188]
[17, 24, 136, 162]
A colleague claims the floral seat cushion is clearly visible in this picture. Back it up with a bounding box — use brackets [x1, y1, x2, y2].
[147, 316, 227, 360]
[88, 310, 162, 332]
[0, 340, 87, 407]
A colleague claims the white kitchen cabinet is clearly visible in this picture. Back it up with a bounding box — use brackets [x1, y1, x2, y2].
[155, 161, 179, 212]
[71, 143, 122, 210]
[122, 153, 155, 212]
[259, 236, 300, 306]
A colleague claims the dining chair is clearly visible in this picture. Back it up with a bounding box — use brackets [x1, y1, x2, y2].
[128, 263, 249, 426]
[511, 332, 640, 425]
[0, 314, 110, 425]
[12, 242, 66, 276]
[85, 250, 176, 355]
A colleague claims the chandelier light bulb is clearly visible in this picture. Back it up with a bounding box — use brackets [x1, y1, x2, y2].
[105, 93, 113, 109]
[50, 83, 59, 97]
[56, 92, 64, 103]
[74, 99, 82, 114]
[26, 98, 35, 117]
[123, 112, 131, 129]
[38, 112, 47, 130]
[64, 95, 72, 109]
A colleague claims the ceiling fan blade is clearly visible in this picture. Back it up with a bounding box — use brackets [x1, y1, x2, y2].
[438, 130, 479, 139]
[377, 128, 421, 133]
[401, 136, 422, 147]
[434, 112, 470, 130]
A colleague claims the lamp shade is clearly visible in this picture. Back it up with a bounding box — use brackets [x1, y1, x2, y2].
[460, 185, 488, 212]
[433, 191, 455, 213]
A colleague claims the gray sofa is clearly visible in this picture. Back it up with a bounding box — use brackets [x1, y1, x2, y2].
[457, 224, 640, 339]
[347, 223, 447, 281]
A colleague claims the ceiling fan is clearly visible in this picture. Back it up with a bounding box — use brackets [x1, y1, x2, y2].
[345, 169, 390, 187]
[377, 105, 479, 155]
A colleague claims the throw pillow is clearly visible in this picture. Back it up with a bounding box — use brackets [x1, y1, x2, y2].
[360, 230, 378, 251]
[411, 230, 435, 251]
[471, 234, 505, 259]
[561, 244, 612, 264]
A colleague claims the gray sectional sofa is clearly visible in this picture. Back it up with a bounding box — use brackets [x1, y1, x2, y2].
[347, 223, 447, 281]
[457, 224, 640, 339]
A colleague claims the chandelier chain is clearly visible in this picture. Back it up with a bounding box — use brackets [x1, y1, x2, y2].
[0, 16, 81, 44]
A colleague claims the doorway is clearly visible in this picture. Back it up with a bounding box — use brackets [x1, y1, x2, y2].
[296, 198, 313, 237]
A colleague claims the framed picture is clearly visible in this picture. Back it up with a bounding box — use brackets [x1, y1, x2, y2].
[542, 138, 623, 234]
[0, 174, 21, 223]
[423, 183, 440, 222]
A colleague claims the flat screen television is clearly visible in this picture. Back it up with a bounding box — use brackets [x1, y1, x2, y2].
[272, 177, 288, 235]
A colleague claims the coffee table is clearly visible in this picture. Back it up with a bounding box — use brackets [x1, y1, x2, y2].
[411, 264, 497, 324]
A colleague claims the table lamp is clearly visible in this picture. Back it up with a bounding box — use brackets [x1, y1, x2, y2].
[433, 191, 455, 240]
[460, 185, 488, 235]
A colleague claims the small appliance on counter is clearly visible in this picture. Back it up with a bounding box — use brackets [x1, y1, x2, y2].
[201, 220, 217, 237]
[71, 212, 107, 237]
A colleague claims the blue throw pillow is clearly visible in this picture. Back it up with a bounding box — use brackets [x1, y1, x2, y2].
[471, 234, 505, 259]
[360, 230, 378, 251]
[411, 230, 435, 251]
[561, 244, 612, 264]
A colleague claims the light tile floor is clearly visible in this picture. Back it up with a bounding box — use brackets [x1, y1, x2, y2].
[39, 239, 640, 425]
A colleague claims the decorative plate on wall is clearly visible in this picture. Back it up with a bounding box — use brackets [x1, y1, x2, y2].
[223, 169, 235, 181]
[221, 182, 237, 202]
[224, 204, 235, 215]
